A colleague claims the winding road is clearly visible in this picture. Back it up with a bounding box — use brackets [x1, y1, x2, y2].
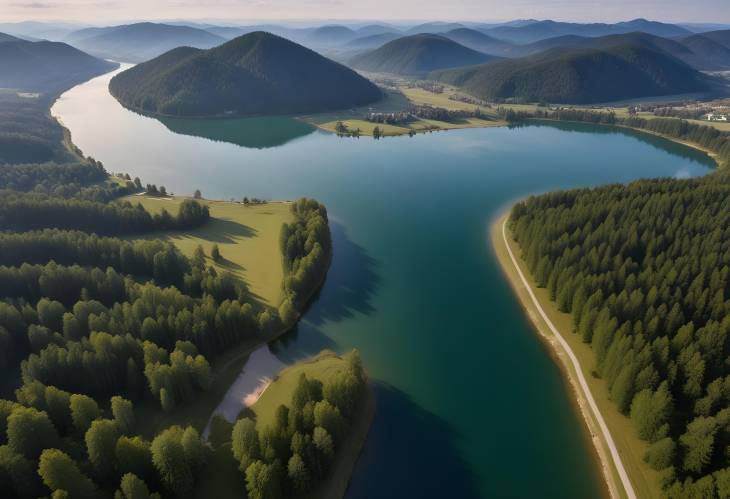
[501, 219, 637, 499]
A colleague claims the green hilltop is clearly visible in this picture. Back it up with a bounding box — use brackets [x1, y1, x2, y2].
[109, 31, 382, 117]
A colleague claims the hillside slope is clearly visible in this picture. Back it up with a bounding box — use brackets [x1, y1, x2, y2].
[433, 43, 709, 104]
[0, 39, 117, 92]
[442, 28, 514, 56]
[0, 32, 21, 43]
[66, 22, 226, 62]
[346, 33, 400, 49]
[513, 31, 730, 69]
[109, 32, 382, 117]
[349, 34, 496, 75]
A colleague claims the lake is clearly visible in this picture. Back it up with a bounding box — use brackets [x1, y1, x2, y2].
[52, 68, 714, 499]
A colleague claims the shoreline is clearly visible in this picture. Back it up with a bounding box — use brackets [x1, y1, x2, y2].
[315, 380, 376, 499]
[491, 212, 635, 499]
[525, 117, 721, 168]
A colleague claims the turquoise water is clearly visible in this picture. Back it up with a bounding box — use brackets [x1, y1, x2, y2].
[53, 69, 714, 499]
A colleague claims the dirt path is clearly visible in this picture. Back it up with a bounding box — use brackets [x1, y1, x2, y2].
[501, 219, 637, 499]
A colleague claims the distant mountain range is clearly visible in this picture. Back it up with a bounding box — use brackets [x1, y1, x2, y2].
[0, 35, 117, 93]
[349, 34, 498, 75]
[346, 33, 401, 49]
[503, 30, 730, 70]
[439, 28, 516, 57]
[433, 42, 710, 104]
[483, 19, 692, 44]
[65, 22, 226, 62]
[109, 32, 382, 117]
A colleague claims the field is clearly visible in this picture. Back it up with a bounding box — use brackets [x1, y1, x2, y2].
[125, 196, 296, 440]
[307, 83, 507, 137]
[121, 195, 293, 307]
[307, 79, 730, 140]
[492, 214, 661, 499]
[252, 350, 350, 429]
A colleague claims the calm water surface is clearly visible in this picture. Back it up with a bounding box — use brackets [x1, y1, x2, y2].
[53, 68, 714, 499]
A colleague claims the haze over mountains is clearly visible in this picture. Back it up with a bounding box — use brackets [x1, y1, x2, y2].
[3, 16, 729, 108]
[349, 34, 497, 75]
[64, 23, 226, 62]
[109, 32, 381, 117]
[0, 35, 117, 92]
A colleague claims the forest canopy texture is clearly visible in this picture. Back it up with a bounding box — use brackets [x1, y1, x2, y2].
[509, 172, 730, 498]
[109, 31, 382, 117]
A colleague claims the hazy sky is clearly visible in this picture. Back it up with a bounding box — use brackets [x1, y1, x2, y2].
[1, 0, 729, 24]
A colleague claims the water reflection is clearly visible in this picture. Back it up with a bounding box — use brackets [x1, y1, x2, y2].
[524, 120, 717, 167]
[157, 115, 316, 149]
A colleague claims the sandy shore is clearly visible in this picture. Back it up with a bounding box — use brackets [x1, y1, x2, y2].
[491, 212, 634, 499]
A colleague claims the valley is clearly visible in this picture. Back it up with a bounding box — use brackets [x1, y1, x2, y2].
[2, 9, 730, 499]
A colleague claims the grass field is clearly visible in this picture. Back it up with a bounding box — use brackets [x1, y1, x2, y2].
[306, 80, 730, 140]
[251, 350, 351, 429]
[492, 214, 662, 499]
[121, 195, 293, 307]
[124, 196, 296, 440]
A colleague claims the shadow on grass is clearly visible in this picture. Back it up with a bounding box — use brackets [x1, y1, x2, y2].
[305, 221, 381, 326]
[195, 218, 257, 244]
[345, 382, 480, 499]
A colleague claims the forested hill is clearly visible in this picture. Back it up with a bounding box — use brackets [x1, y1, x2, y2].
[433, 43, 709, 104]
[440, 28, 515, 57]
[109, 31, 382, 117]
[505, 31, 730, 70]
[348, 34, 497, 76]
[509, 172, 730, 498]
[0, 39, 117, 93]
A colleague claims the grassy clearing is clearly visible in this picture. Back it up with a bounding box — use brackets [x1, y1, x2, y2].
[318, 116, 502, 137]
[251, 350, 350, 429]
[491, 214, 662, 499]
[125, 196, 295, 439]
[309, 83, 514, 137]
[122, 195, 293, 307]
[308, 78, 730, 139]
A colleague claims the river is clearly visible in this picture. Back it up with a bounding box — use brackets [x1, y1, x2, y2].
[52, 68, 714, 499]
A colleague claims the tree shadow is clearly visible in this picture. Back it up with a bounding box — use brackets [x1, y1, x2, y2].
[217, 258, 244, 271]
[304, 221, 381, 326]
[195, 218, 257, 244]
[267, 320, 339, 364]
[345, 382, 480, 499]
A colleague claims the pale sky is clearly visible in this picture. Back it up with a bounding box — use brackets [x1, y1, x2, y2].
[1, 0, 729, 24]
